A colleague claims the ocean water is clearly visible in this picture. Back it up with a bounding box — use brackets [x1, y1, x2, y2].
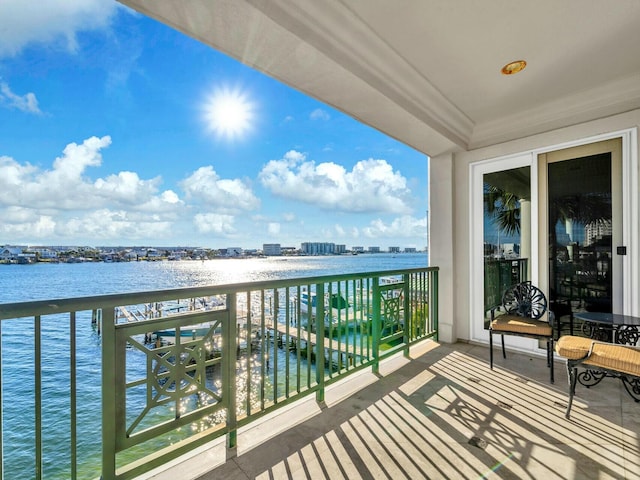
[0, 253, 427, 479]
[0, 253, 427, 303]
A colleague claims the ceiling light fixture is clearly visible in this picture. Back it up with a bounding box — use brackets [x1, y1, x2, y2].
[501, 60, 527, 75]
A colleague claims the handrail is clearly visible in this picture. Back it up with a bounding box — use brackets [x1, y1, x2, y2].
[0, 267, 438, 479]
[0, 267, 433, 320]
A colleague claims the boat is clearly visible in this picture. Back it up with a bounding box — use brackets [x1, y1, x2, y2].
[152, 326, 217, 338]
[294, 289, 360, 332]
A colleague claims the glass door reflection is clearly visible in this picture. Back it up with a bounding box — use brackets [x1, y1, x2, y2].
[548, 153, 613, 315]
[483, 166, 530, 327]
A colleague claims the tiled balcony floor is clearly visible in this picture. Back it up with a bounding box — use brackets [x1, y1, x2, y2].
[144, 340, 640, 480]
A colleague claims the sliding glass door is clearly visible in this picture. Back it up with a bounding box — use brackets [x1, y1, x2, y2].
[540, 139, 623, 321]
[471, 132, 635, 345]
[470, 153, 536, 342]
[482, 167, 531, 324]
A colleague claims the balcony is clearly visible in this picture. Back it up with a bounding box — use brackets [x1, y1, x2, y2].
[158, 341, 640, 480]
[1, 266, 637, 480]
[0, 267, 438, 479]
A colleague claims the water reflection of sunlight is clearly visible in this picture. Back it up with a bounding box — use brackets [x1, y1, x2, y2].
[158, 258, 319, 287]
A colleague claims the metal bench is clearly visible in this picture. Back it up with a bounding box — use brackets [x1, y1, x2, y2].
[556, 335, 640, 418]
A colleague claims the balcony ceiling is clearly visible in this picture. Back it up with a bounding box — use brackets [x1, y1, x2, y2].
[119, 0, 640, 157]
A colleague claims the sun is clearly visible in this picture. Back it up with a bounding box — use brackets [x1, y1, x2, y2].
[203, 86, 255, 141]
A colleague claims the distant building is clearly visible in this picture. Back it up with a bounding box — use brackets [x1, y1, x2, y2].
[335, 244, 346, 254]
[500, 243, 520, 258]
[0, 246, 23, 262]
[131, 248, 147, 259]
[30, 247, 58, 260]
[389, 246, 400, 253]
[263, 243, 282, 256]
[301, 242, 335, 255]
[192, 248, 208, 259]
[368, 246, 381, 253]
[223, 247, 243, 257]
[167, 250, 188, 260]
[584, 219, 612, 247]
[352, 246, 364, 253]
[404, 247, 417, 253]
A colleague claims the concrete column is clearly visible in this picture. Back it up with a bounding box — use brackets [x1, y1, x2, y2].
[429, 152, 455, 343]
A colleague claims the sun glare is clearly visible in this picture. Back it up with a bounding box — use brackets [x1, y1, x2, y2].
[203, 87, 255, 141]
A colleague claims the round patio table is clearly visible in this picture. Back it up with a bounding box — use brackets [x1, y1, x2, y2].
[575, 312, 640, 345]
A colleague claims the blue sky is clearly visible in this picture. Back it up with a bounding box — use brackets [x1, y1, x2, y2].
[0, 1, 428, 250]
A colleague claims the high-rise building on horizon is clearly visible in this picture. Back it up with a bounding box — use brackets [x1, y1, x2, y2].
[263, 244, 282, 256]
[301, 242, 335, 255]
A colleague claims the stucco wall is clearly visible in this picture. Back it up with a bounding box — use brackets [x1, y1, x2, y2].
[428, 153, 455, 342]
[430, 108, 640, 343]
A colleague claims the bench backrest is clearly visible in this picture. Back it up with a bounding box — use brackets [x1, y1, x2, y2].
[502, 281, 548, 320]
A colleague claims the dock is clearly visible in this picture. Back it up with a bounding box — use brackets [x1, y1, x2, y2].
[111, 294, 369, 367]
[269, 322, 367, 359]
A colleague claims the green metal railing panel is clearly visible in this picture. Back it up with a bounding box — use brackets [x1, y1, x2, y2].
[0, 321, 3, 479]
[70, 312, 77, 480]
[35, 316, 42, 480]
[102, 307, 117, 480]
[314, 283, 325, 403]
[484, 258, 528, 311]
[225, 293, 238, 450]
[0, 266, 438, 479]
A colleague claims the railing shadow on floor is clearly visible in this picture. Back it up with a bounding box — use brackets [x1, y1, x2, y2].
[176, 341, 640, 480]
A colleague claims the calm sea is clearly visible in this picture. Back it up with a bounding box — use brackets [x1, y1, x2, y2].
[0, 253, 427, 479]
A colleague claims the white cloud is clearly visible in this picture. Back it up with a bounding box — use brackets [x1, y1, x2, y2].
[1, 206, 40, 223]
[0, 136, 180, 213]
[0, 81, 42, 114]
[193, 213, 236, 235]
[268, 222, 281, 235]
[0, 136, 110, 209]
[94, 171, 164, 206]
[0, 155, 38, 190]
[362, 215, 427, 238]
[0, 0, 120, 58]
[0, 214, 56, 239]
[161, 190, 180, 204]
[0, 206, 56, 237]
[60, 210, 172, 240]
[180, 166, 260, 213]
[0, 207, 174, 242]
[0, 136, 188, 244]
[283, 150, 305, 164]
[259, 151, 412, 214]
[53, 135, 108, 175]
[310, 108, 330, 121]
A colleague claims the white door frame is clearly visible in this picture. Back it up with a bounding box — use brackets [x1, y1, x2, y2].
[469, 128, 638, 347]
[469, 152, 538, 345]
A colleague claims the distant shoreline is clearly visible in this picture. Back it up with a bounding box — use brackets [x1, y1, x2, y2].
[0, 251, 427, 265]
